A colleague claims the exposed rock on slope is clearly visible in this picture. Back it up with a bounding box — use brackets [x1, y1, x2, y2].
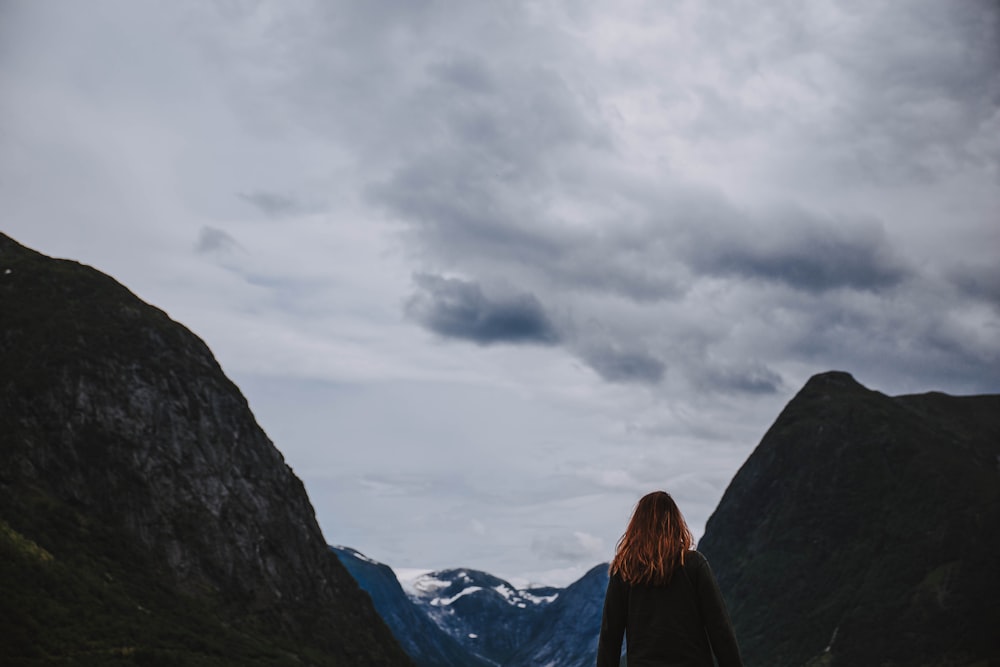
[699, 371, 1000, 667]
[0, 233, 413, 665]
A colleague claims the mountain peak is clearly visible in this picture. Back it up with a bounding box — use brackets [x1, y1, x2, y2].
[805, 369, 858, 385]
[797, 369, 867, 397]
[0, 234, 412, 665]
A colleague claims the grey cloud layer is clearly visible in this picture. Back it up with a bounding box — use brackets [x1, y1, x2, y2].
[48, 0, 995, 394]
[3, 0, 998, 584]
[287, 2, 991, 393]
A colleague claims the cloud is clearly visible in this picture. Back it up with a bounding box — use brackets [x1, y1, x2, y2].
[577, 341, 666, 385]
[196, 226, 239, 255]
[532, 531, 605, 563]
[949, 262, 1000, 310]
[688, 215, 910, 293]
[238, 190, 310, 218]
[694, 362, 785, 396]
[405, 273, 560, 346]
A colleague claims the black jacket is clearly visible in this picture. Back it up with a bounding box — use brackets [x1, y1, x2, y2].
[596, 550, 743, 667]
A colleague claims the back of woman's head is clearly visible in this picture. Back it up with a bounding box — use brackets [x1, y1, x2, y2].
[610, 491, 694, 586]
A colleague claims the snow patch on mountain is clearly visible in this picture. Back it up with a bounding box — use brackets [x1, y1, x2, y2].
[432, 586, 484, 606]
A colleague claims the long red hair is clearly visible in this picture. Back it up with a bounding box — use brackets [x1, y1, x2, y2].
[610, 491, 694, 586]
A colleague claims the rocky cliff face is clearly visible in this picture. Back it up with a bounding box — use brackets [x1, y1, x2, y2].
[699, 371, 1000, 667]
[0, 233, 413, 665]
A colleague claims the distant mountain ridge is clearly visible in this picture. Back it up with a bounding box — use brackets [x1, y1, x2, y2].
[0, 232, 412, 665]
[407, 566, 561, 665]
[331, 546, 495, 667]
[334, 546, 606, 667]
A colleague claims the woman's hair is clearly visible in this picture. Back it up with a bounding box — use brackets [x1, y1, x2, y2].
[609, 491, 694, 586]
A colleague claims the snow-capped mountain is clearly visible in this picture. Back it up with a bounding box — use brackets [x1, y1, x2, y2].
[406, 568, 561, 665]
[331, 546, 494, 667]
[333, 547, 609, 667]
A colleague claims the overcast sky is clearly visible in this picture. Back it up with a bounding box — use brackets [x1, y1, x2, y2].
[2, 0, 997, 587]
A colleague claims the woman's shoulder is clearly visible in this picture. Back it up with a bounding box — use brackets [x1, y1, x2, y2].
[684, 549, 710, 569]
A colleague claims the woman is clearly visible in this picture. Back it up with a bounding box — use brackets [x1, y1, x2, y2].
[596, 491, 743, 667]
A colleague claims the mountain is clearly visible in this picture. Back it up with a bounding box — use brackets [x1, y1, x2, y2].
[407, 567, 560, 665]
[504, 562, 609, 667]
[0, 232, 413, 665]
[331, 554, 608, 667]
[332, 546, 494, 667]
[699, 371, 1000, 667]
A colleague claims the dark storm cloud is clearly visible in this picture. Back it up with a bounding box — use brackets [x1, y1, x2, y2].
[406, 273, 560, 346]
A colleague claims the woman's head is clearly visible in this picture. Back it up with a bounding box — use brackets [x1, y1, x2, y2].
[610, 491, 694, 585]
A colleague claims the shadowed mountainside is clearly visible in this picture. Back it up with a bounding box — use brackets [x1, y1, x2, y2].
[0, 233, 413, 665]
[503, 562, 609, 667]
[699, 371, 1000, 667]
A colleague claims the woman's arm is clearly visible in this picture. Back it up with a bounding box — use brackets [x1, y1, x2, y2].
[595, 571, 628, 667]
[692, 555, 744, 667]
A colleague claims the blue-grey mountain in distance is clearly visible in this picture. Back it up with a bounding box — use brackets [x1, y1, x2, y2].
[333, 545, 608, 667]
[331, 546, 494, 667]
[406, 565, 561, 663]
